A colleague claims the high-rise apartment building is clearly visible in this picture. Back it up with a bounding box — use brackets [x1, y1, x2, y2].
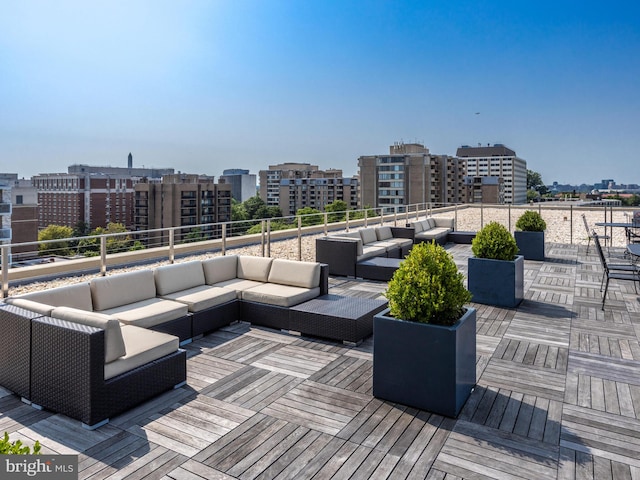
[219, 169, 257, 202]
[463, 176, 505, 204]
[33, 173, 136, 229]
[358, 142, 466, 209]
[259, 163, 358, 215]
[0, 175, 39, 263]
[33, 156, 174, 230]
[456, 144, 527, 204]
[134, 174, 232, 246]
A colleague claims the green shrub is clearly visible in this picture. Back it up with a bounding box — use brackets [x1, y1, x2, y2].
[471, 222, 519, 261]
[515, 210, 546, 232]
[0, 432, 41, 454]
[385, 242, 471, 326]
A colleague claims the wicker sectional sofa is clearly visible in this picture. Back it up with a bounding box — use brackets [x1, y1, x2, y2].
[1, 255, 328, 429]
[409, 217, 455, 245]
[316, 225, 414, 277]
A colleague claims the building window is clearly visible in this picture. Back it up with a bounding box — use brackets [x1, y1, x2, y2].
[16, 195, 23, 205]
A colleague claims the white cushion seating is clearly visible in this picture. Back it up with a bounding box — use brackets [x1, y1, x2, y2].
[105, 325, 178, 380]
[91, 269, 188, 328]
[154, 261, 237, 312]
[410, 217, 454, 243]
[8, 283, 93, 313]
[241, 259, 322, 307]
[51, 306, 126, 363]
[99, 298, 189, 329]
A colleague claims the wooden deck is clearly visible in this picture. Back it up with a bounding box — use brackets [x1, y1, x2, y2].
[2, 243, 640, 479]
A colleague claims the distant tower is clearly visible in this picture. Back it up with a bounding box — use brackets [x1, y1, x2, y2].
[128, 153, 133, 169]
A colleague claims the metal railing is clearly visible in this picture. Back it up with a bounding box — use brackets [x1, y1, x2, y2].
[1, 201, 636, 297]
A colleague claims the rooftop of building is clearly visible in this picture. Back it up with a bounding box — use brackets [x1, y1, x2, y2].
[2, 238, 639, 478]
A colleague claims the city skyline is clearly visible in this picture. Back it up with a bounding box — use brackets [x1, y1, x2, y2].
[2, 1, 639, 185]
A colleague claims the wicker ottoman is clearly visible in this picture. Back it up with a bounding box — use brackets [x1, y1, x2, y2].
[289, 294, 388, 344]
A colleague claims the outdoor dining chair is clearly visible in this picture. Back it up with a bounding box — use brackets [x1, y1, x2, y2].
[582, 213, 609, 255]
[593, 232, 639, 309]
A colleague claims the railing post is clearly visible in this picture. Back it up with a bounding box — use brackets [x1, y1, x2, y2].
[346, 211, 350, 231]
[480, 203, 484, 228]
[394, 207, 398, 227]
[508, 204, 511, 232]
[169, 229, 175, 264]
[1, 245, 8, 298]
[323, 213, 328, 236]
[570, 205, 573, 245]
[297, 215, 302, 261]
[266, 219, 271, 257]
[100, 236, 107, 276]
[454, 204, 458, 230]
[364, 209, 368, 227]
[221, 223, 226, 255]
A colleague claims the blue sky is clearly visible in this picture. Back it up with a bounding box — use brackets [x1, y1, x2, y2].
[2, 0, 639, 185]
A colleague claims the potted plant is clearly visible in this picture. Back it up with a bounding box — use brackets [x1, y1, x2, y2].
[468, 221, 524, 307]
[514, 210, 546, 261]
[373, 241, 476, 418]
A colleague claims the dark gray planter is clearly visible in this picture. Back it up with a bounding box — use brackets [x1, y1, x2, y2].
[467, 255, 524, 308]
[373, 307, 476, 418]
[515, 230, 545, 261]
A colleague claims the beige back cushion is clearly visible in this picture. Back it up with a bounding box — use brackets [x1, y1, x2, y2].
[15, 283, 93, 311]
[91, 270, 156, 311]
[202, 255, 238, 285]
[426, 218, 436, 229]
[51, 306, 126, 363]
[411, 221, 424, 233]
[376, 226, 393, 241]
[268, 259, 321, 289]
[434, 217, 454, 229]
[237, 256, 273, 282]
[359, 228, 378, 245]
[154, 261, 205, 296]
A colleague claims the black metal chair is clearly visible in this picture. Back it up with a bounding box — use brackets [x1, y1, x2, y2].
[592, 232, 639, 309]
[582, 214, 609, 255]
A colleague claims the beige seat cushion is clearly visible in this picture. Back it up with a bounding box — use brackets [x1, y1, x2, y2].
[100, 298, 188, 329]
[376, 226, 393, 241]
[359, 244, 387, 261]
[154, 261, 205, 296]
[411, 221, 424, 233]
[242, 284, 320, 307]
[51, 306, 126, 363]
[105, 325, 178, 380]
[267, 259, 321, 289]
[160, 285, 237, 312]
[211, 278, 265, 298]
[5, 298, 54, 316]
[237, 256, 273, 282]
[433, 217, 455, 229]
[202, 255, 238, 285]
[10, 283, 93, 312]
[359, 228, 378, 245]
[91, 270, 156, 311]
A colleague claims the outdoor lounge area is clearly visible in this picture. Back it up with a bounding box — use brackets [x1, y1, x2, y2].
[1, 240, 640, 479]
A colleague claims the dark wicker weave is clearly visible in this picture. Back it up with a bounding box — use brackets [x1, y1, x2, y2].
[191, 299, 239, 337]
[0, 304, 42, 400]
[148, 314, 192, 344]
[289, 294, 388, 343]
[316, 237, 359, 276]
[30, 316, 186, 429]
[241, 301, 290, 330]
[355, 257, 403, 282]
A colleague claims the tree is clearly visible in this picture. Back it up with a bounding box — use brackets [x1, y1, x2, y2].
[324, 200, 348, 223]
[297, 207, 323, 226]
[243, 195, 266, 219]
[38, 225, 74, 256]
[527, 169, 549, 195]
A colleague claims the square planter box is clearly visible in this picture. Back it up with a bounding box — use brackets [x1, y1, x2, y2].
[468, 255, 524, 308]
[515, 230, 545, 261]
[373, 307, 476, 418]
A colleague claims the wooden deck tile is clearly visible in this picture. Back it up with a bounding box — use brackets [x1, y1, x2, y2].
[4, 242, 640, 479]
